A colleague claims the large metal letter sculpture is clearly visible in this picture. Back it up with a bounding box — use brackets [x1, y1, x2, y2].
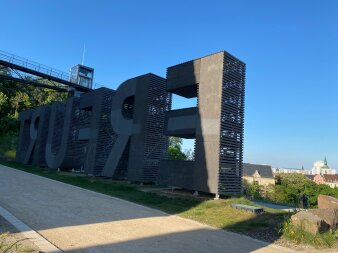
[28, 105, 51, 166]
[16, 51, 244, 195]
[45, 99, 73, 169]
[78, 87, 117, 176]
[16, 105, 51, 166]
[160, 51, 245, 196]
[102, 74, 170, 182]
[16, 109, 33, 163]
[45, 97, 91, 170]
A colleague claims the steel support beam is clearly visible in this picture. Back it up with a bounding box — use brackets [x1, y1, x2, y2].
[0, 74, 69, 92]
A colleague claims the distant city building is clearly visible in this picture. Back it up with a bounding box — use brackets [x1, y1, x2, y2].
[313, 174, 338, 188]
[311, 157, 336, 175]
[272, 166, 312, 175]
[313, 174, 325, 184]
[243, 163, 275, 186]
[323, 174, 338, 188]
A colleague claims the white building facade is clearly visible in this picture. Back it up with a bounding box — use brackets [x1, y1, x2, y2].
[311, 158, 336, 175]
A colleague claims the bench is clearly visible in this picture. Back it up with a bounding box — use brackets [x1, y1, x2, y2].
[231, 204, 264, 214]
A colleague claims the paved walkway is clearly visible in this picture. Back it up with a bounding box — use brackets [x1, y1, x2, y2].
[0, 165, 296, 253]
[253, 201, 297, 212]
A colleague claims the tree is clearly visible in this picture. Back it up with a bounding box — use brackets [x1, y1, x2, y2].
[0, 92, 7, 112]
[10, 92, 30, 118]
[243, 179, 262, 199]
[0, 75, 68, 135]
[168, 145, 187, 160]
[184, 148, 195, 161]
[0, 65, 10, 76]
[169, 136, 183, 147]
[270, 173, 338, 207]
[168, 136, 186, 160]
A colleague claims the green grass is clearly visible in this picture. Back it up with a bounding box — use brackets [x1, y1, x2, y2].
[3, 150, 16, 159]
[0, 134, 17, 160]
[0, 161, 286, 236]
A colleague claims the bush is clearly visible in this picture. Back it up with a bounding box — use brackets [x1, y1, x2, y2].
[0, 116, 19, 136]
[243, 180, 263, 199]
[247, 174, 338, 208]
[0, 132, 18, 159]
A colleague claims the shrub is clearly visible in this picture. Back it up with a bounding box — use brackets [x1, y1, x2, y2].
[0, 132, 18, 159]
[0, 116, 19, 136]
[242, 180, 263, 199]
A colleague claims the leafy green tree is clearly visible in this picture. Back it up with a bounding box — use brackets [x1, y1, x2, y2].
[0, 92, 7, 111]
[168, 137, 187, 160]
[0, 65, 10, 76]
[168, 145, 187, 160]
[184, 148, 195, 161]
[265, 173, 338, 207]
[10, 92, 30, 118]
[169, 136, 183, 147]
[0, 75, 68, 135]
[243, 179, 262, 199]
[0, 115, 19, 135]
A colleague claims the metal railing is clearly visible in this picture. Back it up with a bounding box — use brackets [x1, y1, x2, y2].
[0, 50, 103, 90]
[0, 50, 70, 82]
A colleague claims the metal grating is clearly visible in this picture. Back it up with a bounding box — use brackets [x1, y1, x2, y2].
[142, 74, 172, 182]
[114, 139, 130, 179]
[66, 98, 91, 170]
[93, 89, 119, 176]
[218, 52, 246, 196]
[49, 98, 90, 170]
[122, 96, 135, 120]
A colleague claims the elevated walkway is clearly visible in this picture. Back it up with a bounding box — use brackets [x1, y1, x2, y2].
[0, 50, 93, 93]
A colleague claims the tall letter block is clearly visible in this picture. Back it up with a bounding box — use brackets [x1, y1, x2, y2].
[160, 51, 245, 196]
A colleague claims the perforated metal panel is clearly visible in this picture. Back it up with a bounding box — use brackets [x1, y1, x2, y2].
[142, 74, 172, 182]
[47, 98, 90, 170]
[94, 89, 119, 176]
[218, 53, 245, 195]
[66, 98, 90, 170]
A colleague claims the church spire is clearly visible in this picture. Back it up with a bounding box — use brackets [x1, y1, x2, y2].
[324, 156, 328, 166]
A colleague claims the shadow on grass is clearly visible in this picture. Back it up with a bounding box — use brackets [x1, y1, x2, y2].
[0, 160, 287, 246]
[225, 211, 286, 242]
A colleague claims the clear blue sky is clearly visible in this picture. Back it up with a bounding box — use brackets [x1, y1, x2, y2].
[1, 0, 337, 169]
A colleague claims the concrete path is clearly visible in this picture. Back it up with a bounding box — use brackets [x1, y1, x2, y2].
[0, 205, 62, 253]
[253, 201, 297, 212]
[0, 165, 296, 253]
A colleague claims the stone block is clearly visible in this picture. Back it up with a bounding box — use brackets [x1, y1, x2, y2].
[309, 208, 338, 230]
[318, 195, 338, 209]
[291, 210, 330, 234]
